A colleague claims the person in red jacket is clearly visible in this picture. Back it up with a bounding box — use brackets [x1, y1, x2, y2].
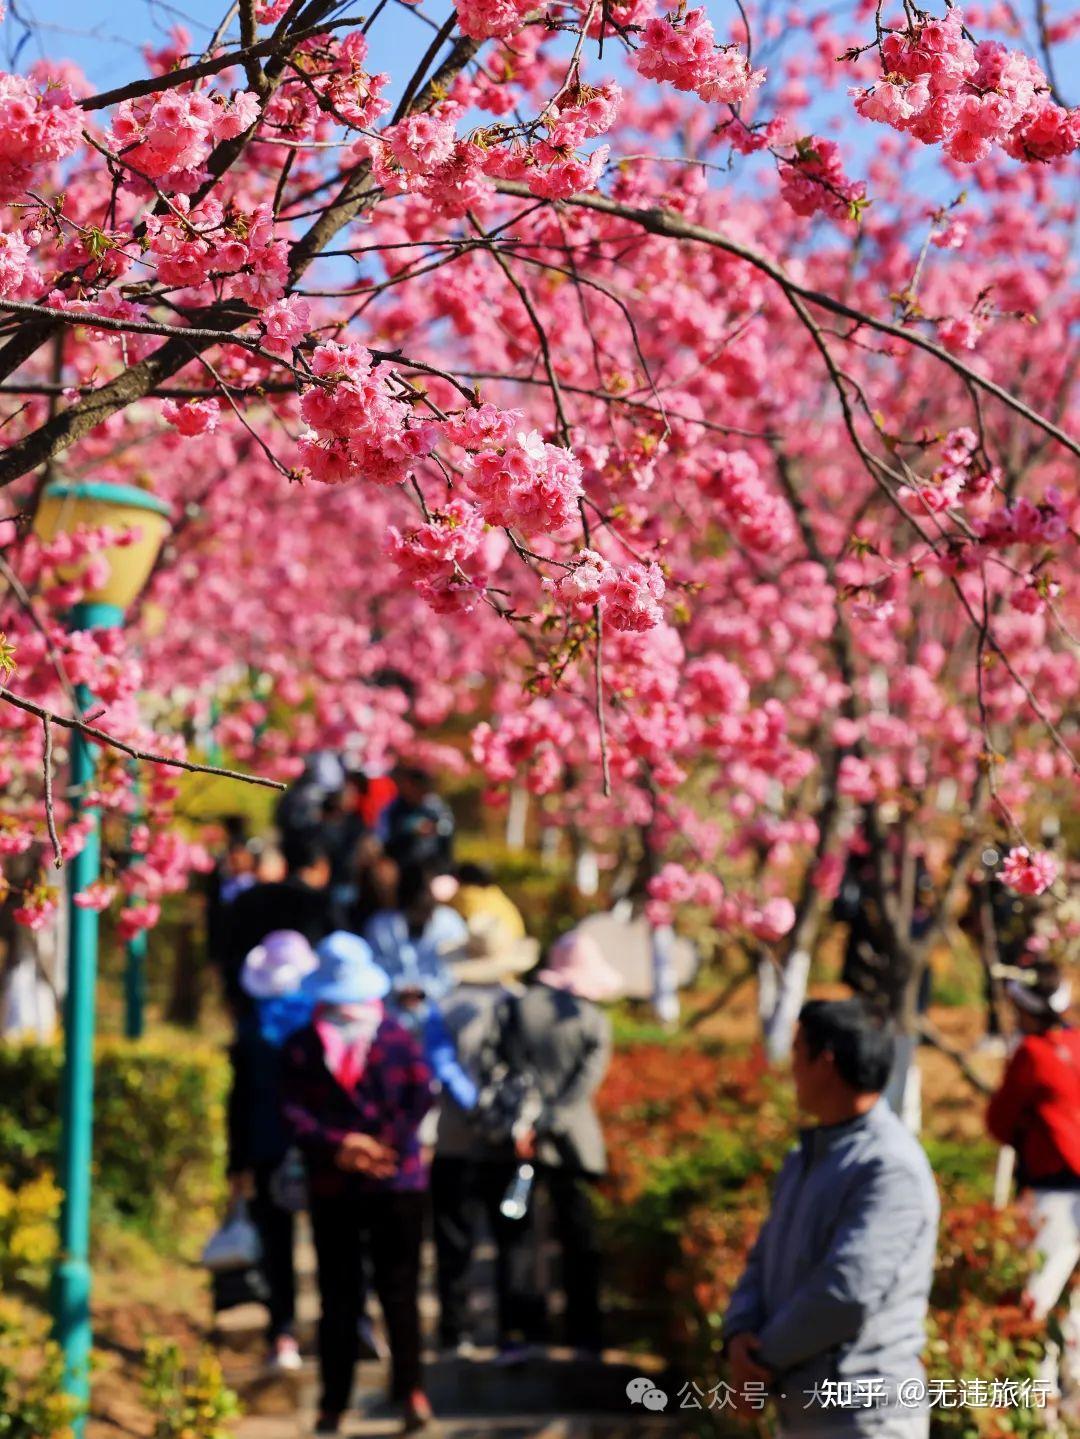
[987, 960, 1080, 1419]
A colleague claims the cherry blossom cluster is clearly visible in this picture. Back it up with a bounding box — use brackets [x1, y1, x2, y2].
[385, 499, 507, 614]
[287, 32, 389, 132]
[706, 451, 796, 553]
[633, 8, 765, 106]
[453, 0, 534, 41]
[974, 490, 1069, 548]
[467, 429, 584, 534]
[778, 136, 867, 221]
[161, 397, 220, 436]
[644, 860, 796, 941]
[110, 88, 259, 188]
[0, 67, 81, 199]
[472, 701, 578, 794]
[899, 427, 998, 515]
[298, 342, 439, 487]
[145, 197, 288, 305]
[0, 228, 34, 298]
[483, 137, 610, 201]
[555, 549, 666, 632]
[487, 80, 623, 200]
[369, 106, 493, 214]
[853, 9, 1079, 165]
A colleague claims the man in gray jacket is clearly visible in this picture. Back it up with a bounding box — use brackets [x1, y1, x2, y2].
[724, 999, 939, 1437]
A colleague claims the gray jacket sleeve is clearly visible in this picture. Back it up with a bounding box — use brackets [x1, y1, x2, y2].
[540, 1006, 611, 1137]
[723, 1217, 771, 1342]
[724, 1148, 798, 1341]
[755, 1159, 929, 1373]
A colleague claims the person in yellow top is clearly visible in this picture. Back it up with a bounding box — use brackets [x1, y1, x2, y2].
[451, 864, 527, 941]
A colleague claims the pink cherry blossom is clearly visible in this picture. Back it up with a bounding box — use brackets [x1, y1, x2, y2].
[469, 431, 584, 534]
[1000, 846, 1058, 896]
[161, 397, 220, 436]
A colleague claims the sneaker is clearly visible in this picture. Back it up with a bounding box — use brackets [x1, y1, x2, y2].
[403, 1389, 437, 1434]
[270, 1335, 303, 1373]
[438, 1338, 477, 1361]
[357, 1315, 388, 1361]
[313, 1414, 341, 1435]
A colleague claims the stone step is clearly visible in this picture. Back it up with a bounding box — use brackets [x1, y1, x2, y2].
[228, 1348, 669, 1415]
[228, 1346, 684, 1427]
[227, 1225, 690, 1439]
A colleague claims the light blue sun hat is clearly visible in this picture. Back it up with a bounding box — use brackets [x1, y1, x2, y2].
[304, 931, 391, 1005]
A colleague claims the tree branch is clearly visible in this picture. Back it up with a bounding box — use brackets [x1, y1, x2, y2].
[494, 182, 1080, 460]
[0, 685, 285, 790]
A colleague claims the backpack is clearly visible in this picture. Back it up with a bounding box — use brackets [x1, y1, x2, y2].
[469, 992, 541, 1147]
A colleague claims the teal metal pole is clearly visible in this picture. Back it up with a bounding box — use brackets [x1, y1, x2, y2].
[51, 601, 121, 1435]
[123, 767, 145, 1041]
[52, 681, 99, 1431]
[123, 930, 146, 1041]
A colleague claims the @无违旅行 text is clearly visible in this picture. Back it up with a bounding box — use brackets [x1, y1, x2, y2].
[626, 1376, 1057, 1412]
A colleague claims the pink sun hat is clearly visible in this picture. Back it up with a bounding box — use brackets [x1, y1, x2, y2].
[537, 928, 624, 1004]
[241, 929, 319, 999]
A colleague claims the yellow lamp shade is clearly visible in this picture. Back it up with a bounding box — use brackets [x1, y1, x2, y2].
[33, 482, 171, 617]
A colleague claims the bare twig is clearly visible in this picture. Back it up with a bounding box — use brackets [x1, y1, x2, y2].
[42, 715, 62, 868]
[79, 17, 358, 111]
[684, 963, 756, 1032]
[0, 685, 285, 790]
[594, 604, 611, 798]
[917, 1016, 993, 1096]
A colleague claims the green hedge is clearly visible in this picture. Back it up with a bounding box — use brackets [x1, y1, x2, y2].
[0, 1035, 228, 1250]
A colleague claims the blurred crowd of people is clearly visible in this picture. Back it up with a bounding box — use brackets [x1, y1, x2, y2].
[202, 757, 1080, 1437]
[206, 757, 621, 1436]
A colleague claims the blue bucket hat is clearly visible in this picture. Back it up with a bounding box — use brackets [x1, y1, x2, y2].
[304, 931, 390, 1005]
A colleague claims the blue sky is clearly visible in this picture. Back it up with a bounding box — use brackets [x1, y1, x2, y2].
[5, 0, 435, 96]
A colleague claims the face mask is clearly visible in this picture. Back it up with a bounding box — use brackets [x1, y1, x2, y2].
[395, 992, 428, 1030]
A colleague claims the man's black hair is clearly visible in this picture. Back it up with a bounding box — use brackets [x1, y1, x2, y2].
[798, 998, 896, 1093]
[1019, 960, 1068, 1029]
[282, 826, 330, 877]
[223, 814, 248, 845]
[399, 862, 437, 940]
[456, 861, 494, 887]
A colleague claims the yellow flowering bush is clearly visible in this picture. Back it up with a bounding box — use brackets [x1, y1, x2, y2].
[0, 1172, 61, 1287]
[0, 1036, 228, 1250]
[0, 1299, 78, 1438]
[142, 1340, 239, 1439]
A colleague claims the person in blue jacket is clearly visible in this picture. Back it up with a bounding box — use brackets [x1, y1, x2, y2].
[227, 930, 318, 1372]
[363, 865, 476, 1113]
[363, 862, 467, 1006]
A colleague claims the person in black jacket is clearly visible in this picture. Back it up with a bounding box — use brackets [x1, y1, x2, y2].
[381, 768, 455, 877]
[220, 829, 334, 1015]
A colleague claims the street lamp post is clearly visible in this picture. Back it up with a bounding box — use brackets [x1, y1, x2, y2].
[124, 765, 146, 1041]
[124, 925, 147, 1041]
[33, 481, 170, 1434]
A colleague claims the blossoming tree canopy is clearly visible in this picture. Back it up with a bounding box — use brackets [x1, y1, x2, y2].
[0, 0, 1076, 936]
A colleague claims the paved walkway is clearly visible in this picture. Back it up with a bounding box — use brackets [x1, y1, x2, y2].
[217, 1221, 693, 1438]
